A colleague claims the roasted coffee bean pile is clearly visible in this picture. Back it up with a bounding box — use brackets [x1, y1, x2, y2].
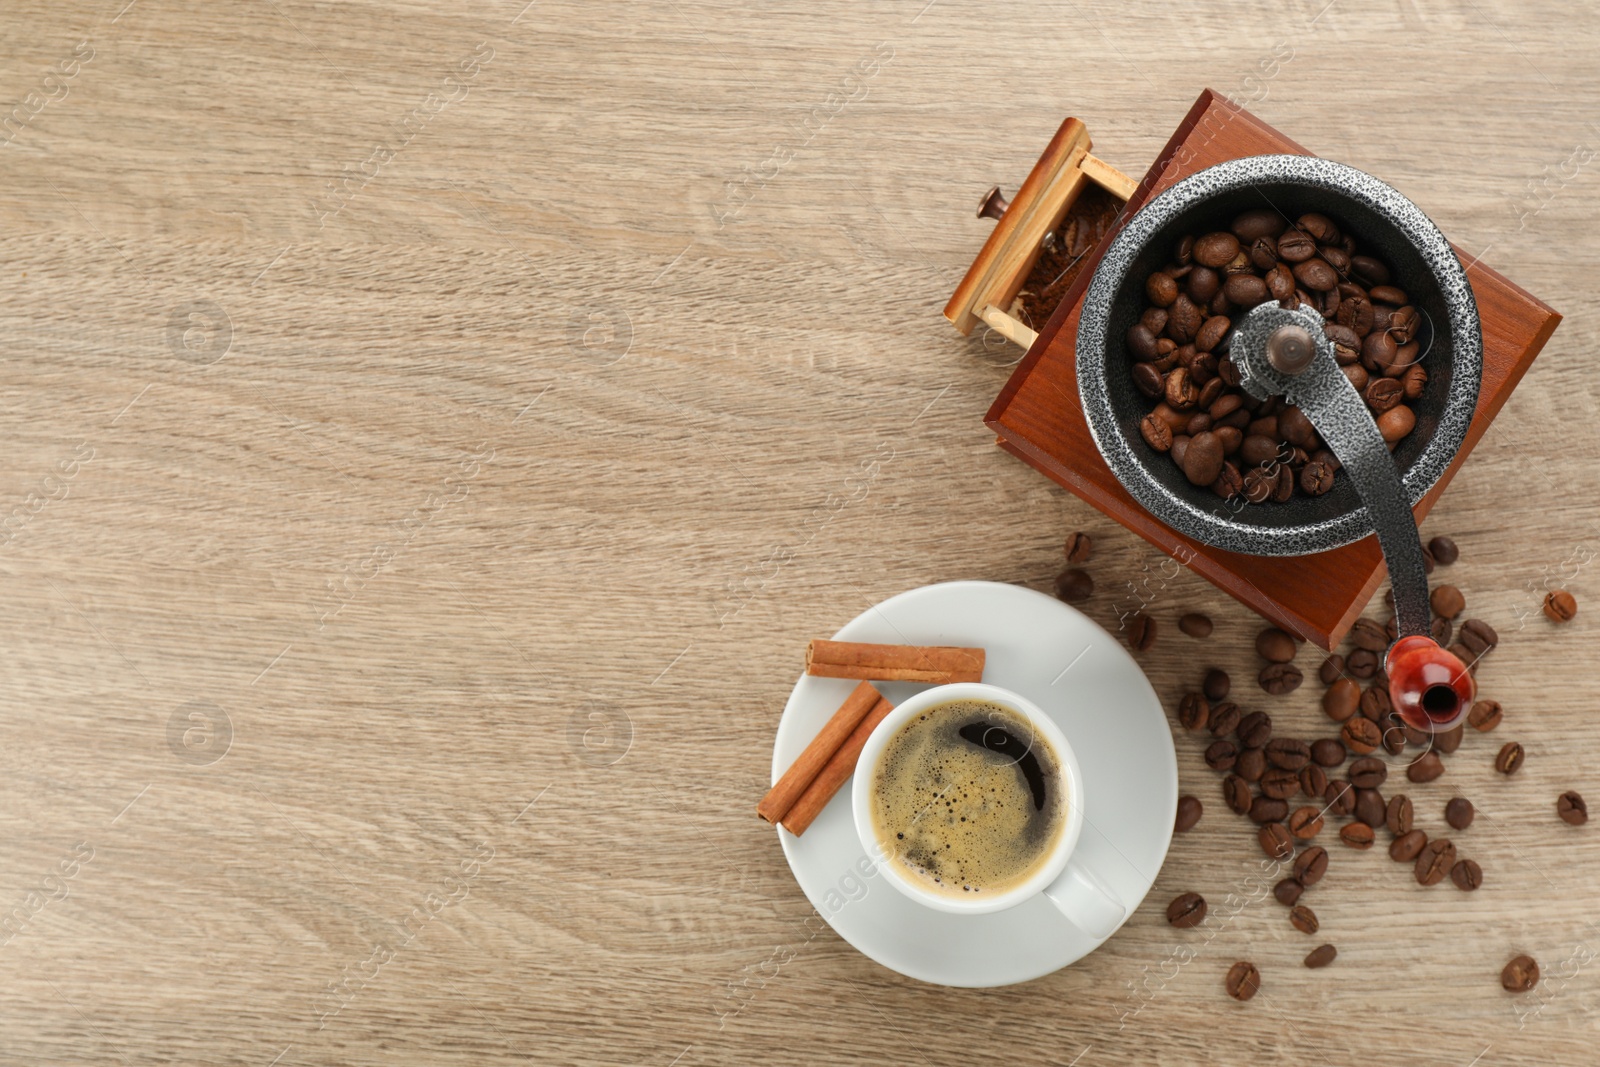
[1127, 208, 1427, 504]
[1066, 531, 1590, 1001]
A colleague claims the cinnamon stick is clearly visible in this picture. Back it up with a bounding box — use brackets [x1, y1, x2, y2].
[805, 640, 984, 684]
[780, 694, 895, 836]
[757, 681, 881, 826]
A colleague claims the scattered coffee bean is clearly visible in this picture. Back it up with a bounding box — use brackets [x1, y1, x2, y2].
[1342, 717, 1381, 755]
[1468, 700, 1503, 732]
[1294, 845, 1329, 885]
[1204, 739, 1239, 772]
[1340, 822, 1375, 849]
[1355, 787, 1386, 828]
[1502, 955, 1539, 993]
[1236, 746, 1267, 782]
[1450, 858, 1483, 891]
[1350, 618, 1389, 652]
[1208, 701, 1241, 737]
[1226, 960, 1261, 1001]
[1250, 796, 1289, 824]
[1408, 751, 1445, 783]
[1203, 668, 1231, 701]
[1459, 619, 1498, 656]
[1428, 536, 1459, 565]
[1445, 797, 1475, 831]
[1267, 738, 1311, 771]
[1261, 768, 1300, 800]
[1390, 829, 1427, 862]
[1414, 838, 1456, 885]
[1318, 655, 1345, 686]
[1256, 628, 1297, 663]
[1323, 678, 1360, 722]
[1299, 764, 1328, 797]
[1346, 648, 1379, 680]
[1260, 663, 1303, 695]
[1274, 878, 1304, 906]
[1054, 568, 1094, 602]
[1260, 823, 1294, 860]
[1544, 589, 1578, 622]
[1064, 532, 1093, 563]
[1325, 780, 1356, 817]
[1305, 944, 1337, 969]
[1435, 723, 1465, 754]
[1176, 795, 1203, 832]
[1495, 742, 1525, 775]
[1127, 612, 1157, 651]
[1237, 711, 1273, 749]
[1386, 794, 1414, 836]
[1180, 612, 1214, 638]
[1167, 891, 1208, 928]
[1360, 686, 1392, 721]
[1558, 791, 1588, 826]
[1349, 757, 1388, 789]
[1311, 738, 1347, 767]
[1224, 774, 1252, 815]
[1430, 584, 1466, 619]
[1289, 905, 1319, 935]
[1288, 806, 1324, 839]
[1381, 716, 1407, 755]
[1178, 692, 1211, 731]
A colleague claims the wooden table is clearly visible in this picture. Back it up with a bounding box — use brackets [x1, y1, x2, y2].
[0, 1, 1594, 1063]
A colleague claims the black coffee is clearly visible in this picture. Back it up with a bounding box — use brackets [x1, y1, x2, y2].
[870, 700, 1066, 897]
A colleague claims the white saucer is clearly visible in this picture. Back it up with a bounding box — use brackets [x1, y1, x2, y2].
[773, 580, 1177, 987]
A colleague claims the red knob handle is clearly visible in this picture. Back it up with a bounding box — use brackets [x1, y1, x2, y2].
[1386, 635, 1474, 732]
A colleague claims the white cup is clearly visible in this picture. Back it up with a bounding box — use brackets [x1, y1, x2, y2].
[850, 682, 1127, 938]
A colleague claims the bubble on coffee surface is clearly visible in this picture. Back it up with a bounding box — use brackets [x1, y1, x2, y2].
[870, 700, 1065, 897]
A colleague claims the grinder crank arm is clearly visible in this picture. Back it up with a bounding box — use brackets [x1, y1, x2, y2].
[1229, 302, 1474, 732]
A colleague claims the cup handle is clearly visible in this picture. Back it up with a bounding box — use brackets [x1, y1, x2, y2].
[1041, 858, 1126, 940]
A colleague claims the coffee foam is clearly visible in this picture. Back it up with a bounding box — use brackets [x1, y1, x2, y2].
[870, 699, 1065, 897]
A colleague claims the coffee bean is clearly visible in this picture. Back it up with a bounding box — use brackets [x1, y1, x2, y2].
[1305, 944, 1337, 969]
[1559, 791, 1588, 826]
[1140, 413, 1174, 452]
[1390, 829, 1427, 862]
[1348, 757, 1387, 789]
[1458, 619, 1499, 656]
[1414, 838, 1456, 885]
[1260, 823, 1294, 860]
[1256, 628, 1297, 663]
[1178, 692, 1210, 731]
[1360, 686, 1392, 722]
[1346, 648, 1379, 680]
[1403, 363, 1429, 400]
[1274, 877, 1304, 906]
[1167, 891, 1207, 928]
[1468, 700, 1503, 732]
[1339, 821, 1375, 849]
[1544, 589, 1578, 622]
[1128, 613, 1157, 652]
[1232, 209, 1286, 242]
[1202, 668, 1231, 701]
[1342, 716, 1381, 755]
[1237, 711, 1273, 749]
[1223, 272, 1269, 308]
[1276, 229, 1316, 262]
[1323, 678, 1360, 722]
[1236, 747, 1266, 782]
[1349, 618, 1388, 652]
[1386, 794, 1414, 836]
[1294, 845, 1329, 885]
[1318, 655, 1345, 686]
[1408, 752, 1445, 783]
[1267, 738, 1311, 771]
[1428, 535, 1459, 564]
[1364, 376, 1407, 415]
[1445, 797, 1475, 831]
[1502, 955, 1540, 993]
[1209, 701, 1241, 737]
[1224, 774, 1252, 815]
[1299, 460, 1335, 496]
[1260, 664, 1303, 695]
[1061, 533, 1093, 565]
[1430, 584, 1466, 619]
[1355, 787, 1386, 828]
[1226, 961, 1261, 1001]
[1250, 796, 1288, 824]
[1289, 905, 1319, 935]
[1450, 858, 1483, 891]
[1147, 271, 1179, 307]
[1311, 738, 1346, 767]
[1054, 568, 1093, 603]
[1261, 768, 1300, 801]
[1194, 232, 1241, 269]
[1435, 723, 1465, 754]
[1288, 807, 1324, 840]
[1299, 764, 1328, 797]
[1178, 612, 1213, 639]
[1495, 742, 1525, 775]
[1176, 795, 1203, 833]
[1325, 780, 1356, 817]
[1204, 739, 1239, 772]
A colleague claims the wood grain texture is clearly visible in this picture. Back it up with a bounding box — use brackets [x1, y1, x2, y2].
[0, 1, 1597, 1064]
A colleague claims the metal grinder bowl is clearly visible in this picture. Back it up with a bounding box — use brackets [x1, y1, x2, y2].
[1077, 155, 1483, 729]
